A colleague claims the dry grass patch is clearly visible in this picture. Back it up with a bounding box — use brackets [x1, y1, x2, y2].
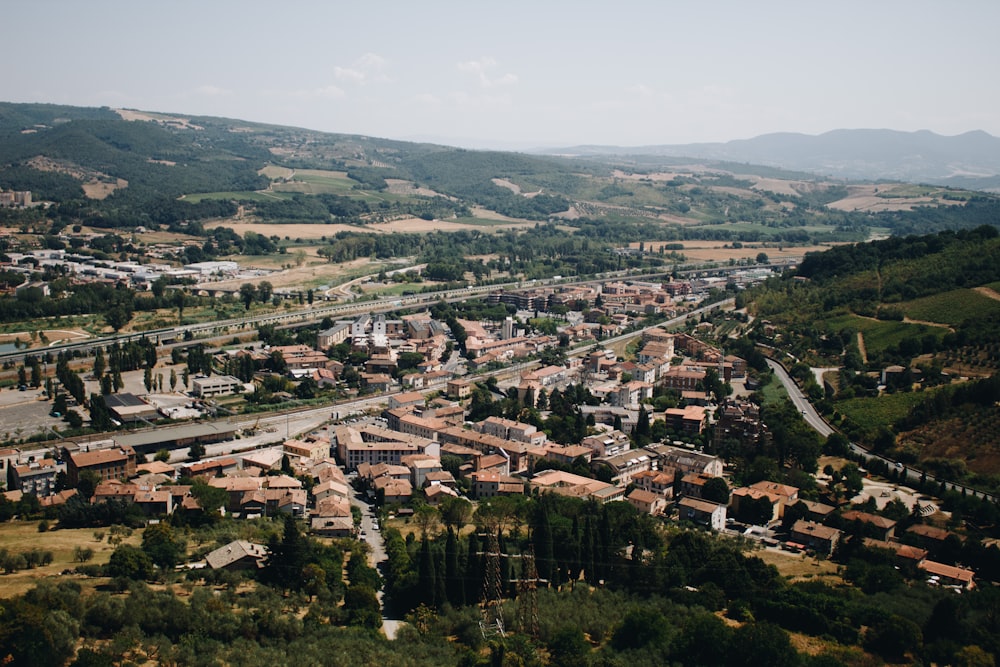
[204, 221, 366, 239]
[0, 521, 139, 598]
[756, 548, 843, 584]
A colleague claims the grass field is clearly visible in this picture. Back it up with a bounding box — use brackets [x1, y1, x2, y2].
[759, 374, 790, 407]
[835, 389, 940, 431]
[902, 288, 1000, 326]
[0, 521, 139, 598]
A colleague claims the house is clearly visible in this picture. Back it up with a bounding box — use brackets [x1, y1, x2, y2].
[684, 471, 725, 499]
[863, 538, 928, 566]
[447, 378, 475, 400]
[205, 540, 268, 570]
[581, 430, 631, 458]
[592, 449, 654, 486]
[68, 446, 137, 486]
[842, 510, 897, 541]
[678, 497, 727, 531]
[537, 444, 592, 468]
[905, 524, 964, 550]
[181, 457, 238, 479]
[646, 444, 724, 477]
[663, 405, 707, 434]
[530, 469, 624, 504]
[311, 515, 355, 537]
[730, 486, 782, 524]
[242, 449, 283, 473]
[789, 520, 841, 555]
[373, 476, 413, 504]
[632, 470, 676, 499]
[627, 488, 667, 516]
[800, 499, 836, 523]
[918, 559, 975, 590]
[283, 437, 330, 462]
[470, 472, 524, 499]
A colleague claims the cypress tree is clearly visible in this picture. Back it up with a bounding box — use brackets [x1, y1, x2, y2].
[445, 527, 463, 606]
[465, 530, 481, 606]
[418, 535, 436, 607]
[533, 503, 556, 585]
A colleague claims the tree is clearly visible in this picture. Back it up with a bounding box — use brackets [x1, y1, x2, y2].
[256, 281, 273, 304]
[702, 477, 730, 504]
[141, 522, 185, 569]
[106, 544, 153, 580]
[439, 496, 473, 531]
[104, 306, 131, 333]
[169, 368, 177, 391]
[77, 470, 101, 500]
[239, 283, 256, 310]
[93, 348, 106, 378]
[343, 585, 381, 628]
[89, 393, 114, 431]
[187, 443, 205, 461]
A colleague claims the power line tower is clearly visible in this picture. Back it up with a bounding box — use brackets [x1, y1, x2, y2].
[479, 528, 506, 640]
[514, 544, 540, 639]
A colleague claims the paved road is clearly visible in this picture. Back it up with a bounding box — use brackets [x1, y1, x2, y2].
[765, 356, 996, 504]
[346, 475, 403, 640]
[765, 359, 832, 437]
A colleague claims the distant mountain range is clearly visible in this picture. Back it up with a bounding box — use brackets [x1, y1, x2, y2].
[544, 129, 1000, 189]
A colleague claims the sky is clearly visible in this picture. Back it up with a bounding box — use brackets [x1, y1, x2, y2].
[4, 1, 999, 149]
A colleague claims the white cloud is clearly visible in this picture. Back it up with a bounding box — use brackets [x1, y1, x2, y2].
[335, 52, 389, 85]
[334, 67, 366, 83]
[457, 57, 518, 88]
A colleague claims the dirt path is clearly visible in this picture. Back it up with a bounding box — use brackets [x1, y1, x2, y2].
[974, 286, 1000, 302]
[902, 317, 953, 331]
[857, 332, 868, 365]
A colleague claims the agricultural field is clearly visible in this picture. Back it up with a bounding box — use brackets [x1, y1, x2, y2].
[181, 190, 293, 204]
[902, 288, 1000, 326]
[820, 313, 946, 357]
[835, 389, 939, 432]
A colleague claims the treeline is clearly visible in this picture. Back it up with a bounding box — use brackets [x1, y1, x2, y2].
[796, 225, 1000, 298]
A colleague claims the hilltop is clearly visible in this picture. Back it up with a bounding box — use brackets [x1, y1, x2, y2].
[548, 128, 1000, 190]
[1, 102, 998, 251]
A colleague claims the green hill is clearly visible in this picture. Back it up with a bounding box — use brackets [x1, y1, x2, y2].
[1, 102, 999, 246]
[744, 226, 1000, 487]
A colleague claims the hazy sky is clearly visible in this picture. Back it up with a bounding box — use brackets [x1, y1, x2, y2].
[5, 1, 999, 148]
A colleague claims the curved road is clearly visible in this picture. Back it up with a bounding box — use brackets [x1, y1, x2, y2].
[765, 357, 996, 503]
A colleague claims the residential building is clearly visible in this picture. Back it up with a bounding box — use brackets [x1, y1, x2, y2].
[68, 446, 137, 486]
[205, 541, 268, 570]
[627, 488, 667, 516]
[842, 510, 897, 541]
[9, 459, 58, 496]
[789, 520, 841, 555]
[678, 497, 727, 531]
[918, 559, 976, 590]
